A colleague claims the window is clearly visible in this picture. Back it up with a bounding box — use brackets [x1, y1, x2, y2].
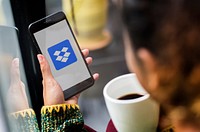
[0, 0, 14, 26]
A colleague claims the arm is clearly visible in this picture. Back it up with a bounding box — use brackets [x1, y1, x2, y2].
[8, 58, 39, 131]
[8, 49, 98, 132]
[10, 109, 39, 132]
[37, 49, 99, 132]
[41, 104, 84, 132]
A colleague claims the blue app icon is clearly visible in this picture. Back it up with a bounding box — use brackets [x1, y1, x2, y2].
[48, 39, 77, 70]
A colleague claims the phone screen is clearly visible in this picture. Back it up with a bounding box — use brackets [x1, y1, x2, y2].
[33, 19, 91, 92]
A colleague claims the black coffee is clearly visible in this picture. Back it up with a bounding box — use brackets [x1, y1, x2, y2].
[118, 93, 144, 100]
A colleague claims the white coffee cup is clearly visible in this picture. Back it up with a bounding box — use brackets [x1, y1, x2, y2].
[103, 73, 159, 132]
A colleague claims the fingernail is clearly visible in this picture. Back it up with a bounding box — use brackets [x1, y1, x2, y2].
[37, 55, 43, 62]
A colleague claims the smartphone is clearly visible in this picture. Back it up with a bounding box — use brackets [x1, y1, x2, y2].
[28, 11, 94, 99]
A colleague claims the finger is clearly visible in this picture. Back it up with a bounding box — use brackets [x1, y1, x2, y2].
[86, 57, 93, 65]
[93, 73, 99, 81]
[65, 93, 80, 104]
[10, 58, 21, 84]
[37, 54, 54, 79]
[82, 49, 89, 58]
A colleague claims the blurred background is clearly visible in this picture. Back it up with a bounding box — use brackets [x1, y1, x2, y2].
[0, 0, 129, 131]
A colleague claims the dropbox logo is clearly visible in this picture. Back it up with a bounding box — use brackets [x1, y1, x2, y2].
[48, 39, 77, 70]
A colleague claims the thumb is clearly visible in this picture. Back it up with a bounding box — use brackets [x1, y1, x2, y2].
[37, 54, 54, 79]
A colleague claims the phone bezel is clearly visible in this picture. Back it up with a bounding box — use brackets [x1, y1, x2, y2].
[28, 11, 94, 100]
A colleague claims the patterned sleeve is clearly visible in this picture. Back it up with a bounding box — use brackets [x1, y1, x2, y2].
[9, 109, 40, 132]
[41, 104, 87, 132]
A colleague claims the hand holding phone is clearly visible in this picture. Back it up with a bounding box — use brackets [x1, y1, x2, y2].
[37, 49, 99, 105]
[29, 11, 97, 100]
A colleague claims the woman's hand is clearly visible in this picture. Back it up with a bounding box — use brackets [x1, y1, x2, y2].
[37, 49, 99, 105]
[7, 58, 29, 112]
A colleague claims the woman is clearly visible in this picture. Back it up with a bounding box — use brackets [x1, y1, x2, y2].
[11, 0, 200, 131]
[119, 0, 200, 131]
